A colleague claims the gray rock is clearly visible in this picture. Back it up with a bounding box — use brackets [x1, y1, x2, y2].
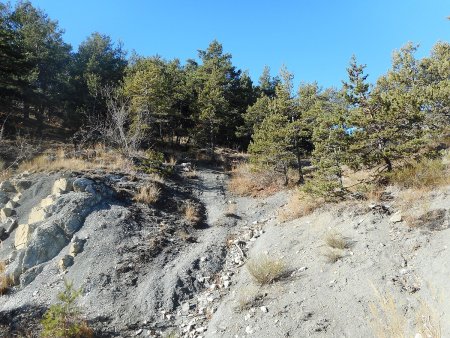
[72, 178, 95, 193]
[58, 255, 74, 271]
[14, 179, 32, 192]
[0, 180, 16, 193]
[0, 207, 15, 221]
[0, 191, 10, 204]
[22, 222, 68, 270]
[20, 264, 44, 286]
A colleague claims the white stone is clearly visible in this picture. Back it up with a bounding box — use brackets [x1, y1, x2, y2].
[52, 178, 73, 195]
[390, 211, 402, 223]
[260, 306, 268, 313]
[5, 200, 18, 209]
[28, 206, 48, 224]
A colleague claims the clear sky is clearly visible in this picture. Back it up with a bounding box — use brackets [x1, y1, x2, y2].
[11, 0, 450, 88]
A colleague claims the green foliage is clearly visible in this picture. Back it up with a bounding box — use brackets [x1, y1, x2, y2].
[41, 280, 92, 338]
[304, 90, 349, 199]
[249, 112, 294, 183]
[139, 150, 173, 176]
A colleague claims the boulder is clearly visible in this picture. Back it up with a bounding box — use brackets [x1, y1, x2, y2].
[58, 255, 74, 271]
[28, 206, 49, 224]
[15, 224, 35, 250]
[52, 178, 74, 195]
[73, 178, 95, 193]
[5, 200, 18, 209]
[22, 223, 68, 270]
[0, 180, 16, 193]
[39, 194, 58, 209]
[0, 208, 15, 221]
[20, 264, 44, 287]
[14, 179, 32, 192]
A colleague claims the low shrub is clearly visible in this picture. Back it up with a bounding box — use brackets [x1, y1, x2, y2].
[324, 231, 348, 250]
[134, 183, 161, 204]
[41, 280, 93, 338]
[246, 255, 287, 285]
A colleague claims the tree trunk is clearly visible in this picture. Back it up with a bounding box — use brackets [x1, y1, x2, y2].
[384, 156, 392, 172]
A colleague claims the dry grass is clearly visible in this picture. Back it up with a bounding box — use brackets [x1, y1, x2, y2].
[278, 191, 324, 222]
[389, 157, 449, 191]
[228, 163, 283, 197]
[234, 287, 264, 313]
[0, 261, 14, 295]
[325, 231, 349, 250]
[369, 289, 441, 338]
[134, 183, 161, 204]
[323, 248, 344, 263]
[246, 255, 287, 285]
[18, 146, 134, 173]
[183, 201, 201, 225]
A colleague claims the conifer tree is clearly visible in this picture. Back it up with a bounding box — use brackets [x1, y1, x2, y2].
[347, 45, 425, 172]
[249, 112, 294, 185]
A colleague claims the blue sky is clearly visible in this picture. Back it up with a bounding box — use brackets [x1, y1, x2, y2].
[12, 0, 450, 88]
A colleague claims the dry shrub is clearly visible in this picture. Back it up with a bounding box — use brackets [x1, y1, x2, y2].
[247, 255, 287, 285]
[228, 163, 284, 197]
[0, 261, 14, 295]
[183, 201, 201, 225]
[323, 248, 344, 263]
[369, 289, 441, 338]
[134, 184, 161, 204]
[184, 169, 198, 179]
[389, 158, 449, 190]
[325, 231, 348, 250]
[279, 191, 323, 222]
[19, 147, 133, 173]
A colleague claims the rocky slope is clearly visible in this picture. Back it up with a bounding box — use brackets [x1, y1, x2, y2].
[0, 165, 449, 337]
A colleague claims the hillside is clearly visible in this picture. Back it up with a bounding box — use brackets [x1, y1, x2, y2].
[0, 155, 448, 337]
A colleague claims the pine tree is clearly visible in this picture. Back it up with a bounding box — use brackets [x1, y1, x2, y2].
[347, 45, 426, 172]
[249, 112, 294, 185]
[304, 89, 350, 198]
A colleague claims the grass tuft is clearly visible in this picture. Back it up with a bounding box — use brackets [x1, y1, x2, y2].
[134, 183, 161, 204]
[183, 201, 201, 225]
[325, 231, 349, 250]
[247, 255, 287, 285]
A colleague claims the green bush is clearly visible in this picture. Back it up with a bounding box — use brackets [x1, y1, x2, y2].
[140, 150, 174, 177]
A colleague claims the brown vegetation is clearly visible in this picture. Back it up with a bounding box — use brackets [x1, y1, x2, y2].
[246, 255, 287, 285]
[278, 191, 324, 222]
[134, 183, 161, 204]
